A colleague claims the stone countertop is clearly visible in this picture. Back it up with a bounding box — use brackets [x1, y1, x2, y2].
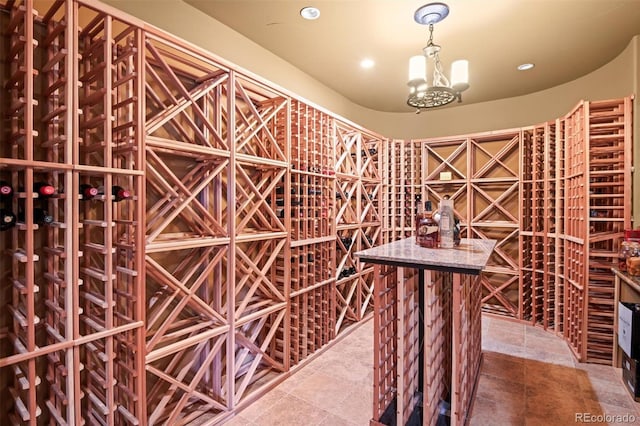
[612, 267, 640, 292]
[354, 237, 497, 274]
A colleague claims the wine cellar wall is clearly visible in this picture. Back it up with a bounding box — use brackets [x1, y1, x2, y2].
[0, 0, 634, 424]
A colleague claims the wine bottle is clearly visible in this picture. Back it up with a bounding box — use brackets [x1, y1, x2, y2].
[34, 208, 54, 226]
[79, 183, 99, 200]
[34, 182, 56, 198]
[0, 181, 14, 200]
[112, 185, 131, 202]
[0, 208, 17, 231]
[339, 237, 352, 248]
[416, 201, 439, 248]
[18, 208, 53, 226]
[99, 185, 131, 202]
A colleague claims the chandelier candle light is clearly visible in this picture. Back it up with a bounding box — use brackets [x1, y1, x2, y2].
[408, 2, 469, 112]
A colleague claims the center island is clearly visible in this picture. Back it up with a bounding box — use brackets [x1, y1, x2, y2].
[355, 237, 497, 426]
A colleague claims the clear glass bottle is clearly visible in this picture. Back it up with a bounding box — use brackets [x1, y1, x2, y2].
[439, 198, 455, 249]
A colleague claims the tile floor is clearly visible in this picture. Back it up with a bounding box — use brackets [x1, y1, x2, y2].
[223, 315, 640, 425]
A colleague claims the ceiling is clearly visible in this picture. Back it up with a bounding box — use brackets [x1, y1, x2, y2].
[184, 0, 640, 113]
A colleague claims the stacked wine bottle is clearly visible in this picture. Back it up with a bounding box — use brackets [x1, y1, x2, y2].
[0, 180, 16, 231]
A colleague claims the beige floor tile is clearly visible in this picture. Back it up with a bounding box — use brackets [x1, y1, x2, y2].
[221, 414, 256, 426]
[252, 394, 331, 426]
[469, 396, 526, 426]
[317, 412, 360, 426]
[285, 371, 355, 408]
[238, 389, 288, 421]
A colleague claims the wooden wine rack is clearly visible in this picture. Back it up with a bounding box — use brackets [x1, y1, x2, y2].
[584, 98, 632, 363]
[289, 100, 336, 366]
[1, 1, 381, 422]
[407, 132, 521, 319]
[520, 122, 560, 331]
[382, 140, 420, 244]
[0, 0, 633, 423]
[334, 121, 383, 334]
[0, 1, 145, 424]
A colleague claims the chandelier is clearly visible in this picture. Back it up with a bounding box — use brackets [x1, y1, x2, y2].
[407, 2, 469, 112]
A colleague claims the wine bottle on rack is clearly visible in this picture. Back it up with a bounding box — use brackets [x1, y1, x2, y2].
[34, 208, 54, 226]
[112, 185, 131, 202]
[79, 183, 99, 200]
[0, 208, 17, 231]
[0, 181, 14, 200]
[18, 208, 53, 226]
[34, 182, 56, 198]
[98, 185, 131, 202]
[339, 237, 352, 248]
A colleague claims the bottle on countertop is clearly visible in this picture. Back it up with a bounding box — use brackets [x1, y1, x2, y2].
[416, 200, 439, 248]
[439, 198, 455, 249]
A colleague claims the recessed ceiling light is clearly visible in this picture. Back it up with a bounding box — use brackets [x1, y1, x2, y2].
[360, 59, 375, 69]
[517, 63, 535, 71]
[300, 6, 320, 20]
